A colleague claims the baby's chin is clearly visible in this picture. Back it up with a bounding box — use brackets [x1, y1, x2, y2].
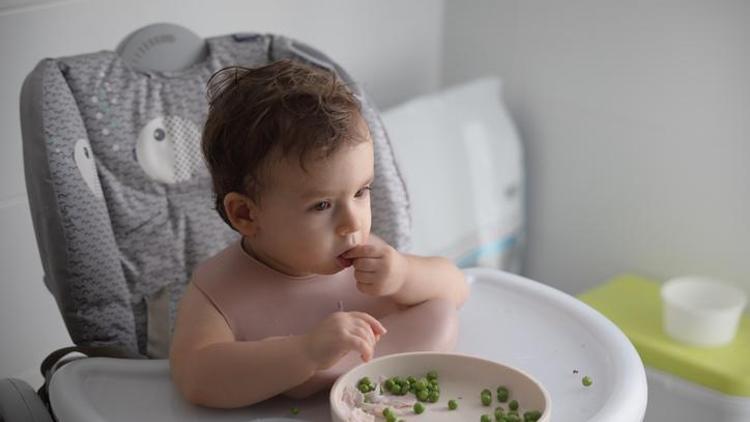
[312, 258, 352, 275]
[291, 255, 353, 276]
[317, 265, 349, 275]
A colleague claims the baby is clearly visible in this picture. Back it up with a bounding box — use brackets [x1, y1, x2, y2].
[169, 59, 469, 408]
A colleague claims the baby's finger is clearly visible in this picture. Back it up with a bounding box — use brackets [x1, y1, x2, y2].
[350, 311, 387, 337]
[346, 334, 373, 362]
[355, 280, 381, 297]
[353, 325, 376, 347]
[353, 269, 378, 284]
[353, 317, 381, 342]
[351, 257, 379, 272]
[342, 244, 379, 259]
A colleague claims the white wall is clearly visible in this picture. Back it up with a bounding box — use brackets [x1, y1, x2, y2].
[443, 0, 750, 296]
[0, 0, 445, 386]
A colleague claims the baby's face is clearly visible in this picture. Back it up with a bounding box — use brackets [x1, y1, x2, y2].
[249, 138, 374, 277]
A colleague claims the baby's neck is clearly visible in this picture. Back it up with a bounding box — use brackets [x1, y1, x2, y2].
[240, 237, 314, 278]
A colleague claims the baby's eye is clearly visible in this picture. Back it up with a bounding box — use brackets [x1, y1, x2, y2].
[312, 201, 332, 211]
[355, 186, 371, 198]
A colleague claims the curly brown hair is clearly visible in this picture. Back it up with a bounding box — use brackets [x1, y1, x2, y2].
[202, 59, 366, 227]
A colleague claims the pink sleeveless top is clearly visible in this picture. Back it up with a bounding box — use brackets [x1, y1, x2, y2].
[192, 240, 399, 341]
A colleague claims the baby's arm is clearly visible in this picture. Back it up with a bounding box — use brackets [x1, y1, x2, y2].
[343, 235, 469, 308]
[391, 253, 469, 307]
[170, 283, 384, 408]
[170, 283, 314, 407]
[284, 297, 458, 398]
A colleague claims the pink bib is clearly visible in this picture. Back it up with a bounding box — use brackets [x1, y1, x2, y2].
[192, 240, 399, 341]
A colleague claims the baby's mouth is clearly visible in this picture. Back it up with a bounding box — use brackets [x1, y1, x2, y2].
[336, 246, 356, 268]
[336, 254, 353, 268]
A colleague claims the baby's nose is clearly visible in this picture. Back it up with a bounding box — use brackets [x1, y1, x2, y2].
[337, 207, 362, 236]
[337, 221, 361, 237]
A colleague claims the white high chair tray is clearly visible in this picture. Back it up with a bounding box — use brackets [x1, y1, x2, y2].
[49, 268, 647, 421]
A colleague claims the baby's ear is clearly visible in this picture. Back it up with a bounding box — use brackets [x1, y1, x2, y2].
[223, 192, 259, 237]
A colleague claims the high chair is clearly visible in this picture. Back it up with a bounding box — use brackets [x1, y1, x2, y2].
[0, 23, 647, 422]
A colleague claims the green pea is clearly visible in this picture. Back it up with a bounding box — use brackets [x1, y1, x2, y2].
[496, 386, 509, 402]
[448, 399, 458, 410]
[427, 370, 438, 381]
[414, 402, 425, 414]
[417, 389, 429, 401]
[415, 378, 428, 391]
[494, 406, 504, 420]
[481, 392, 492, 406]
[481, 415, 492, 422]
[385, 414, 396, 422]
[583, 376, 593, 387]
[290, 407, 300, 415]
[509, 399, 519, 411]
[385, 378, 395, 391]
[357, 377, 375, 393]
[428, 390, 440, 402]
[383, 407, 393, 417]
[523, 410, 542, 421]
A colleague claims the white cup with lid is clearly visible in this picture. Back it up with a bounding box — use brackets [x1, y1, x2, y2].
[661, 276, 747, 347]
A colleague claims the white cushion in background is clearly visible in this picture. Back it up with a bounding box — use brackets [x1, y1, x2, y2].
[381, 78, 524, 271]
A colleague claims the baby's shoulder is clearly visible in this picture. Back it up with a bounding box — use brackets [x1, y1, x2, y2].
[191, 240, 245, 284]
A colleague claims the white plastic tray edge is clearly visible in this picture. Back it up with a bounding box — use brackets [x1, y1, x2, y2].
[464, 268, 648, 422]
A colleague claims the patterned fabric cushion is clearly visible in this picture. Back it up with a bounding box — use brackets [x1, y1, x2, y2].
[20, 33, 411, 356]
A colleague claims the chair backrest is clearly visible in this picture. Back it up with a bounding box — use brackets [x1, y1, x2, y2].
[20, 24, 411, 357]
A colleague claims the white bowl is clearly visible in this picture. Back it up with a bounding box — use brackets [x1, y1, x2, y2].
[330, 352, 550, 421]
[661, 276, 747, 346]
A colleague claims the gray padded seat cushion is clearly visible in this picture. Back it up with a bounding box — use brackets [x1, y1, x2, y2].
[21, 33, 411, 356]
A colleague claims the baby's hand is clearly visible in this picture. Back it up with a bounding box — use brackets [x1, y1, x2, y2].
[302, 311, 386, 370]
[342, 236, 408, 297]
